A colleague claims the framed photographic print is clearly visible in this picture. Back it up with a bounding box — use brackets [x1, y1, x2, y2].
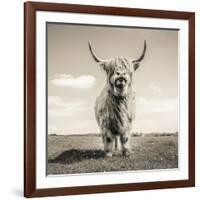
[24, 1, 195, 198]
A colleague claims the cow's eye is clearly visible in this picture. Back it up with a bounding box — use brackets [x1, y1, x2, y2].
[116, 72, 120, 75]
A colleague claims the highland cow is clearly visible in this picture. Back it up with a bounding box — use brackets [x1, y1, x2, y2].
[88, 41, 146, 157]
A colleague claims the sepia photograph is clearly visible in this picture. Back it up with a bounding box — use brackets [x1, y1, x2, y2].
[24, 2, 195, 197]
[47, 23, 178, 175]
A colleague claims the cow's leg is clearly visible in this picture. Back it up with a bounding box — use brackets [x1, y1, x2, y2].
[102, 132, 113, 157]
[120, 133, 131, 156]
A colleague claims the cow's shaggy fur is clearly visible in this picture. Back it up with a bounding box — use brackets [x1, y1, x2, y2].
[89, 42, 146, 157]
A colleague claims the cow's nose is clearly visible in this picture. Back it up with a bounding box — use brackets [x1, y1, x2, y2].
[119, 77, 124, 82]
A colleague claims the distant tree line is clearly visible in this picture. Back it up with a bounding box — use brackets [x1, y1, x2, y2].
[49, 132, 178, 137]
[131, 132, 178, 137]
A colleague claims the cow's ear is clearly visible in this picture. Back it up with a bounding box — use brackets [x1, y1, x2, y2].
[100, 62, 109, 73]
[133, 62, 140, 71]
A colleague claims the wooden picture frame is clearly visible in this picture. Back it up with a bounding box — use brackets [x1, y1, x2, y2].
[24, 1, 195, 198]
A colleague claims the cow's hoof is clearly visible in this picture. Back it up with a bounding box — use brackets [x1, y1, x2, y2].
[122, 149, 131, 157]
[105, 152, 113, 157]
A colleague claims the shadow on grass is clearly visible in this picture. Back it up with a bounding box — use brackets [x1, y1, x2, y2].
[48, 149, 105, 164]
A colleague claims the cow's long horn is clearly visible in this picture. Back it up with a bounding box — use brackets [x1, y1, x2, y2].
[88, 41, 105, 63]
[132, 40, 146, 63]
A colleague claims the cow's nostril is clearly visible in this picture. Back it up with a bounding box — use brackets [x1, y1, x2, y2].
[119, 77, 126, 83]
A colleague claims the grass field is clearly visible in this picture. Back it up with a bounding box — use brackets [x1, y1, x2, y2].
[48, 134, 178, 175]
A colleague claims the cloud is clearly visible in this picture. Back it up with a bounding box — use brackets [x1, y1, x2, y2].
[48, 125, 57, 134]
[48, 96, 89, 117]
[48, 96, 97, 134]
[135, 96, 178, 132]
[149, 82, 164, 95]
[48, 96, 85, 108]
[137, 96, 178, 114]
[51, 74, 96, 89]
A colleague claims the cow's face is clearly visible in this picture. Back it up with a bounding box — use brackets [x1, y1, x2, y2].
[103, 57, 134, 98]
[88, 40, 146, 97]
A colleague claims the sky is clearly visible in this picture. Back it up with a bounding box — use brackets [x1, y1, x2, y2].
[47, 23, 178, 134]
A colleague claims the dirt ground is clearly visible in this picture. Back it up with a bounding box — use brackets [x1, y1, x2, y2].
[47, 134, 178, 175]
